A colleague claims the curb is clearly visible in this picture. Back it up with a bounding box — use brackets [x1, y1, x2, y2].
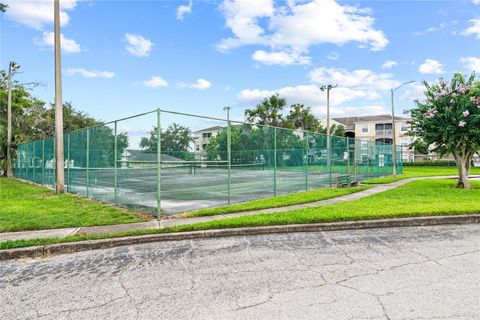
[1, 214, 479, 260]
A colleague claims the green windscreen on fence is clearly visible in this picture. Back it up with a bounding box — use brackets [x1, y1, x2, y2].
[13, 109, 403, 216]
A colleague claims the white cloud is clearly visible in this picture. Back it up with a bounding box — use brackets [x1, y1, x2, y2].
[239, 85, 379, 107]
[190, 78, 212, 90]
[382, 60, 398, 69]
[460, 57, 480, 72]
[217, 0, 388, 65]
[65, 68, 115, 79]
[237, 84, 387, 117]
[252, 50, 310, 65]
[4, 0, 78, 30]
[473, 0, 480, 5]
[125, 33, 153, 57]
[34, 31, 81, 54]
[176, 0, 193, 20]
[309, 67, 400, 91]
[418, 59, 445, 74]
[463, 19, 480, 39]
[400, 84, 425, 101]
[142, 76, 168, 88]
[326, 52, 339, 61]
[413, 23, 447, 36]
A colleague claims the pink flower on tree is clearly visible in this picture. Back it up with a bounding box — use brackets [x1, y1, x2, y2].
[458, 120, 467, 127]
[424, 110, 437, 119]
[463, 110, 470, 117]
[457, 86, 467, 94]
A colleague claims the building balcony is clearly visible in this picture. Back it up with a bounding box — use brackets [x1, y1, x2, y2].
[375, 129, 393, 136]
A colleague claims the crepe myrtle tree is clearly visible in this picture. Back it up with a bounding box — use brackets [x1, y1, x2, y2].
[409, 72, 480, 188]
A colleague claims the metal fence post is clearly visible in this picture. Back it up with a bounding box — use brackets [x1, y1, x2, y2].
[114, 121, 118, 204]
[156, 109, 161, 217]
[273, 127, 277, 196]
[226, 110, 232, 205]
[67, 133, 70, 192]
[52, 138, 55, 186]
[32, 142, 36, 182]
[25, 143, 29, 179]
[86, 129, 90, 197]
[305, 131, 309, 190]
[328, 135, 332, 187]
[353, 138, 357, 180]
[367, 144, 370, 179]
[42, 140, 45, 185]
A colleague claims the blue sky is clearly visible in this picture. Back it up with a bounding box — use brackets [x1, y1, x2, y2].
[1, 0, 480, 127]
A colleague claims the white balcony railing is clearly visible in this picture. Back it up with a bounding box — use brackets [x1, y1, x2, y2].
[376, 129, 392, 136]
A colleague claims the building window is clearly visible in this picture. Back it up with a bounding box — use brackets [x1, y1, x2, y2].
[195, 145, 200, 151]
[202, 132, 212, 139]
[361, 139, 369, 150]
[401, 123, 409, 132]
[361, 154, 368, 162]
[379, 154, 385, 167]
[400, 138, 410, 147]
[361, 124, 368, 133]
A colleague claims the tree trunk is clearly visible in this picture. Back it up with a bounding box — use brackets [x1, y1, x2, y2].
[455, 155, 471, 189]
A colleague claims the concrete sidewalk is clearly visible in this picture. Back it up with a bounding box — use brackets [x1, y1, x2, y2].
[1, 175, 479, 242]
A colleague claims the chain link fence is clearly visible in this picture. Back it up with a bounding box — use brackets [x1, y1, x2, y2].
[13, 109, 403, 216]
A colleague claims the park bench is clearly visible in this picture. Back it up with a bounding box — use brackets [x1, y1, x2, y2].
[336, 174, 358, 188]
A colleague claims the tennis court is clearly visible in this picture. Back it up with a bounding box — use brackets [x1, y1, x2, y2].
[13, 109, 401, 215]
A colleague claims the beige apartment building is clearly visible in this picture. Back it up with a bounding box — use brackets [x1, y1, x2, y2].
[330, 115, 414, 162]
[193, 125, 224, 159]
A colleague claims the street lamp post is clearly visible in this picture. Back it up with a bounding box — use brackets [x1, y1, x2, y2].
[6, 62, 19, 177]
[54, 0, 65, 193]
[391, 80, 415, 176]
[320, 84, 337, 186]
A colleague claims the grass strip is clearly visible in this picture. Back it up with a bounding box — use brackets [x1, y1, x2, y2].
[362, 166, 480, 184]
[0, 178, 150, 233]
[183, 186, 370, 217]
[2, 179, 479, 250]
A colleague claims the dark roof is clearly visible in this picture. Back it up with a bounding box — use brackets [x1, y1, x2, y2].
[126, 150, 183, 162]
[194, 124, 244, 133]
[332, 115, 410, 130]
[194, 126, 224, 133]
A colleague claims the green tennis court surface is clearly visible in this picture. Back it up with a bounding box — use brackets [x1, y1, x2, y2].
[13, 109, 401, 215]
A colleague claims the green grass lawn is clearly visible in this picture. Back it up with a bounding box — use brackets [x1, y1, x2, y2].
[183, 186, 370, 217]
[362, 166, 480, 184]
[0, 178, 150, 233]
[2, 179, 479, 250]
[166, 179, 480, 232]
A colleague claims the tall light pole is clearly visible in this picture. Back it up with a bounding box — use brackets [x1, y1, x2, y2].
[391, 80, 415, 176]
[54, 0, 65, 193]
[6, 62, 20, 177]
[320, 84, 337, 186]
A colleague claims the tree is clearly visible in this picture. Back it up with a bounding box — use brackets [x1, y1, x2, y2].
[409, 139, 429, 155]
[140, 123, 193, 158]
[0, 3, 7, 13]
[285, 104, 322, 131]
[245, 94, 286, 127]
[0, 82, 117, 175]
[409, 72, 480, 188]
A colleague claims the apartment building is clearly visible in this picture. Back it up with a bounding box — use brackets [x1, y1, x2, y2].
[193, 125, 224, 158]
[330, 115, 414, 162]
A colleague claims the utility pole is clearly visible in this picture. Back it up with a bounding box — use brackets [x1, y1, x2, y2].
[391, 80, 415, 176]
[54, 0, 65, 193]
[6, 62, 19, 177]
[320, 84, 337, 186]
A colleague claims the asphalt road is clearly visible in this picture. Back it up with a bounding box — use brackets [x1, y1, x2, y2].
[1, 224, 479, 320]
